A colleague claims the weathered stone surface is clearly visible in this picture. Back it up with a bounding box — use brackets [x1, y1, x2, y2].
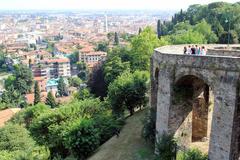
[151, 45, 240, 160]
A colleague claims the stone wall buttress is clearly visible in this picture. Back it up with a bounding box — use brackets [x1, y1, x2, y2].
[208, 73, 238, 160]
[156, 67, 172, 136]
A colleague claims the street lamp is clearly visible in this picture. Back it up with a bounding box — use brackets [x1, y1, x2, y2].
[225, 18, 230, 47]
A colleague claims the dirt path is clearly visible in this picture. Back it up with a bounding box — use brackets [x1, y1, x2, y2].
[88, 109, 154, 160]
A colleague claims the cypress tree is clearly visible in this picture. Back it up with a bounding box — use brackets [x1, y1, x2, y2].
[57, 76, 67, 97]
[138, 27, 142, 35]
[34, 81, 40, 105]
[45, 91, 56, 108]
[180, 9, 184, 22]
[114, 32, 119, 45]
[157, 20, 161, 39]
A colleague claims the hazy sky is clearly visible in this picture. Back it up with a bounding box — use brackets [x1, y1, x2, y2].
[0, 0, 239, 10]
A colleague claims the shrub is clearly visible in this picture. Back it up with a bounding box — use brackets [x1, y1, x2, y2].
[0, 124, 35, 151]
[62, 118, 100, 160]
[10, 103, 50, 128]
[93, 111, 122, 144]
[0, 150, 15, 160]
[155, 133, 177, 160]
[177, 149, 208, 160]
[0, 124, 50, 160]
[29, 98, 111, 158]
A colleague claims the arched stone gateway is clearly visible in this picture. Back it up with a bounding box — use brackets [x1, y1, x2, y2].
[151, 45, 240, 160]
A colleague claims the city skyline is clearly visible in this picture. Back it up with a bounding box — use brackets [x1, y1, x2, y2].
[0, 0, 239, 11]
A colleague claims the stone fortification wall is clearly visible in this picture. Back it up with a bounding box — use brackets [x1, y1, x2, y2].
[152, 45, 240, 160]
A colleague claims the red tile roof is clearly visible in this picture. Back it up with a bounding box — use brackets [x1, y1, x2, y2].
[0, 108, 21, 127]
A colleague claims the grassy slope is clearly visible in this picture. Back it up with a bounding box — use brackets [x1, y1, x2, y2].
[88, 109, 155, 160]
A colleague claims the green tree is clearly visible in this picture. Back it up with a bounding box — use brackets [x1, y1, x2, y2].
[103, 56, 130, 85]
[0, 124, 35, 152]
[219, 30, 239, 44]
[0, 51, 7, 72]
[138, 27, 142, 35]
[193, 19, 218, 43]
[10, 103, 50, 128]
[87, 63, 107, 99]
[74, 88, 91, 100]
[62, 118, 100, 159]
[69, 51, 79, 65]
[45, 92, 57, 108]
[96, 41, 108, 52]
[57, 76, 67, 97]
[34, 81, 41, 105]
[170, 30, 206, 44]
[130, 27, 168, 71]
[29, 98, 114, 158]
[108, 71, 149, 117]
[77, 61, 87, 71]
[77, 62, 88, 81]
[4, 64, 33, 95]
[114, 32, 119, 45]
[68, 77, 82, 88]
[1, 86, 25, 107]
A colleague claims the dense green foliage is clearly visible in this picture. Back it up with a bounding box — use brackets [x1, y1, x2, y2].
[10, 103, 50, 128]
[0, 51, 8, 72]
[96, 41, 109, 52]
[87, 63, 108, 99]
[5, 64, 33, 94]
[45, 92, 57, 108]
[177, 149, 208, 160]
[162, 2, 240, 44]
[58, 76, 67, 97]
[68, 77, 82, 88]
[18, 98, 121, 159]
[130, 27, 168, 71]
[155, 133, 177, 160]
[103, 56, 130, 85]
[0, 124, 50, 160]
[1, 86, 25, 108]
[108, 70, 149, 117]
[1, 64, 33, 107]
[77, 62, 88, 81]
[0, 124, 35, 151]
[74, 88, 91, 100]
[69, 51, 79, 65]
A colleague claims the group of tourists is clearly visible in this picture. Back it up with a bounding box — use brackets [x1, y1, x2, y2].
[183, 45, 207, 55]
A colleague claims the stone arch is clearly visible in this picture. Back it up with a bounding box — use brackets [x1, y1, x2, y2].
[175, 71, 214, 94]
[168, 74, 214, 153]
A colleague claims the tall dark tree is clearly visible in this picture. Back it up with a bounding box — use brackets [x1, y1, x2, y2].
[114, 32, 119, 45]
[179, 9, 184, 22]
[57, 76, 67, 97]
[34, 81, 41, 105]
[138, 28, 142, 35]
[157, 20, 162, 39]
[45, 92, 57, 108]
[87, 63, 107, 100]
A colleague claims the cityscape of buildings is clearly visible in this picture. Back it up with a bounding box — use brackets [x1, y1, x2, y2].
[0, 10, 173, 104]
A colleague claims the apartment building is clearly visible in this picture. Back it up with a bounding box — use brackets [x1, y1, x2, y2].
[46, 58, 71, 78]
[32, 57, 71, 79]
[79, 51, 107, 69]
